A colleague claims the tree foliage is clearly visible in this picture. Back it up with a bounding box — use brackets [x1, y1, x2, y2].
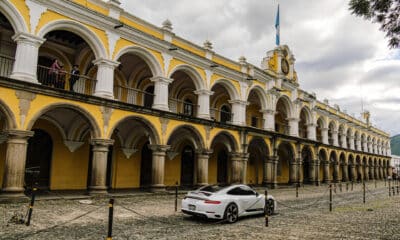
[349, 0, 400, 48]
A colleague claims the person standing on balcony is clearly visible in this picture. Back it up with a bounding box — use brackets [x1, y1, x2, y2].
[48, 59, 61, 86]
[56, 65, 66, 89]
[69, 64, 80, 92]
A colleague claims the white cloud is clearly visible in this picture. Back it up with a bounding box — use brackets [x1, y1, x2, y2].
[119, 0, 400, 135]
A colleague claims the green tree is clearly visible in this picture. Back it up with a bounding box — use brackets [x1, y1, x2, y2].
[349, 0, 400, 48]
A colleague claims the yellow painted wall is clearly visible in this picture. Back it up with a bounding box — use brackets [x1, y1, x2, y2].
[72, 0, 109, 16]
[32, 119, 90, 190]
[165, 154, 181, 186]
[110, 137, 141, 189]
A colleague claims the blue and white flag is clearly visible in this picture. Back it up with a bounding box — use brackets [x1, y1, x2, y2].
[275, 4, 280, 46]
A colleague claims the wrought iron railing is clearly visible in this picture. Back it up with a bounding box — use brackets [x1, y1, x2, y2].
[37, 65, 97, 95]
[114, 85, 154, 107]
[168, 98, 198, 116]
[210, 108, 234, 123]
[0, 54, 14, 78]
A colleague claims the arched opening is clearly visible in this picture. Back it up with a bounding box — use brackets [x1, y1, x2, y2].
[301, 146, 313, 184]
[328, 122, 336, 145]
[115, 53, 154, 106]
[299, 108, 310, 138]
[246, 90, 263, 128]
[247, 137, 269, 185]
[140, 141, 152, 187]
[330, 151, 338, 182]
[348, 155, 354, 182]
[26, 105, 99, 191]
[346, 128, 352, 149]
[275, 98, 290, 134]
[210, 132, 238, 184]
[361, 134, 366, 152]
[339, 153, 346, 181]
[338, 125, 345, 148]
[0, 11, 16, 78]
[319, 149, 328, 183]
[356, 156, 362, 182]
[210, 83, 233, 122]
[108, 116, 159, 190]
[25, 129, 53, 190]
[180, 145, 195, 186]
[354, 131, 360, 150]
[316, 118, 324, 142]
[277, 142, 294, 184]
[38, 30, 97, 94]
[169, 70, 198, 116]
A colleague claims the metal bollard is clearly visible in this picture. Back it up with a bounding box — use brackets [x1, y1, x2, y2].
[175, 181, 178, 212]
[393, 186, 395, 196]
[339, 183, 342, 192]
[363, 182, 366, 204]
[329, 184, 332, 212]
[296, 183, 299, 198]
[264, 189, 269, 227]
[389, 180, 392, 197]
[351, 181, 354, 191]
[107, 199, 114, 240]
[334, 183, 336, 193]
[25, 188, 37, 226]
[346, 182, 349, 191]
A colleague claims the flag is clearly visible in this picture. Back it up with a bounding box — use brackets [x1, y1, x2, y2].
[275, 4, 280, 46]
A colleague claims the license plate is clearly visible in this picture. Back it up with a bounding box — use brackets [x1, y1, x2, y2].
[189, 204, 196, 211]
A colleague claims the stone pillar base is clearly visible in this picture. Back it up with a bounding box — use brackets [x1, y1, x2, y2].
[0, 191, 28, 199]
[150, 185, 166, 192]
[88, 186, 108, 195]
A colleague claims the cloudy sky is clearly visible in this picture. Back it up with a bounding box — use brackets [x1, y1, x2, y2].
[118, 0, 400, 136]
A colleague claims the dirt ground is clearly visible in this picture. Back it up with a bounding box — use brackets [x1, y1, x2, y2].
[1, 181, 400, 240]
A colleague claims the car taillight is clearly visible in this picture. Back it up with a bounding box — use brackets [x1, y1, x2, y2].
[204, 200, 221, 204]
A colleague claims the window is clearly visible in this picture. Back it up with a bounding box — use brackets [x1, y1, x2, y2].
[220, 105, 231, 123]
[227, 186, 255, 196]
[183, 99, 193, 116]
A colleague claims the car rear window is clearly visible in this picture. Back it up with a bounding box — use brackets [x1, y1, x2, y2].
[200, 185, 226, 193]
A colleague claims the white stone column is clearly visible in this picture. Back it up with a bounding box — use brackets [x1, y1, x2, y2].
[367, 141, 373, 153]
[322, 128, 329, 144]
[1, 130, 34, 197]
[332, 131, 339, 147]
[194, 89, 213, 119]
[93, 58, 119, 99]
[288, 118, 299, 137]
[151, 76, 173, 111]
[149, 145, 170, 191]
[307, 123, 317, 141]
[230, 153, 248, 184]
[340, 134, 347, 148]
[196, 151, 211, 186]
[229, 100, 248, 126]
[10, 32, 45, 83]
[88, 139, 114, 194]
[357, 138, 362, 151]
[261, 109, 275, 131]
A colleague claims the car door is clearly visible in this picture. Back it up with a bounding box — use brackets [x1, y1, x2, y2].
[227, 186, 259, 214]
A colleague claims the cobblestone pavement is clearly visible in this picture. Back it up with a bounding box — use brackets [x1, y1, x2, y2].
[1, 181, 400, 240]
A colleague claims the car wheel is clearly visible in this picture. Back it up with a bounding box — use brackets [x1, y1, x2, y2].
[265, 199, 275, 216]
[224, 203, 239, 223]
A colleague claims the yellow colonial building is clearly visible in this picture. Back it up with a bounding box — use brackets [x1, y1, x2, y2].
[0, 0, 391, 197]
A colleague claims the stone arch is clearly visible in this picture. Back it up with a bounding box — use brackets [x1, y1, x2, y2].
[301, 145, 314, 184]
[167, 125, 205, 151]
[168, 64, 205, 90]
[26, 103, 101, 139]
[210, 130, 239, 152]
[0, 1, 28, 32]
[114, 46, 162, 77]
[37, 19, 107, 59]
[107, 115, 160, 145]
[247, 137, 270, 185]
[275, 95, 293, 117]
[277, 141, 296, 184]
[0, 99, 17, 130]
[246, 85, 268, 110]
[210, 79, 240, 100]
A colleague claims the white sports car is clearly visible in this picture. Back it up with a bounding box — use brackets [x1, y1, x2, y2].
[181, 184, 276, 223]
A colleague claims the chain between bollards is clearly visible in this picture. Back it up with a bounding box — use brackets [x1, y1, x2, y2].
[107, 199, 114, 240]
[329, 183, 332, 212]
[25, 188, 37, 226]
[175, 181, 178, 212]
[264, 189, 268, 227]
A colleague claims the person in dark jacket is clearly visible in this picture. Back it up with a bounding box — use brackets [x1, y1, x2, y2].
[69, 64, 80, 92]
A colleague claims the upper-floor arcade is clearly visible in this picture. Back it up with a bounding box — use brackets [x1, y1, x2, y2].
[0, 0, 390, 156]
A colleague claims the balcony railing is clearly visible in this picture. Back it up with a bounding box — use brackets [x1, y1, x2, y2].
[0, 54, 14, 78]
[114, 85, 154, 107]
[37, 65, 97, 95]
[210, 108, 234, 123]
[168, 98, 198, 116]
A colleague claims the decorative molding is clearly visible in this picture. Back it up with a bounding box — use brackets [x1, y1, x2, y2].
[167, 151, 179, 160]
[15, 90, 36, 127]
[26, 0, 47, 34]
[121, 148, 138, 159]
[100, 106, 114, 136]
[159, 118, 169, 136]
[161, 52, 172, 76]
[105, 30, 120, 58]
[64, 140, 85, 152]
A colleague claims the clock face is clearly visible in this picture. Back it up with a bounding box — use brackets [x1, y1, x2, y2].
[281, 59, 289, 75]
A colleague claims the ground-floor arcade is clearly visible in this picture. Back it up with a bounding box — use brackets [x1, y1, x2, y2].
[0, 88, 391, 198]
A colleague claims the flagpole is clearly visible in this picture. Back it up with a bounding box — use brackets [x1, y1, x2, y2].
[275, 4, 280, 46]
